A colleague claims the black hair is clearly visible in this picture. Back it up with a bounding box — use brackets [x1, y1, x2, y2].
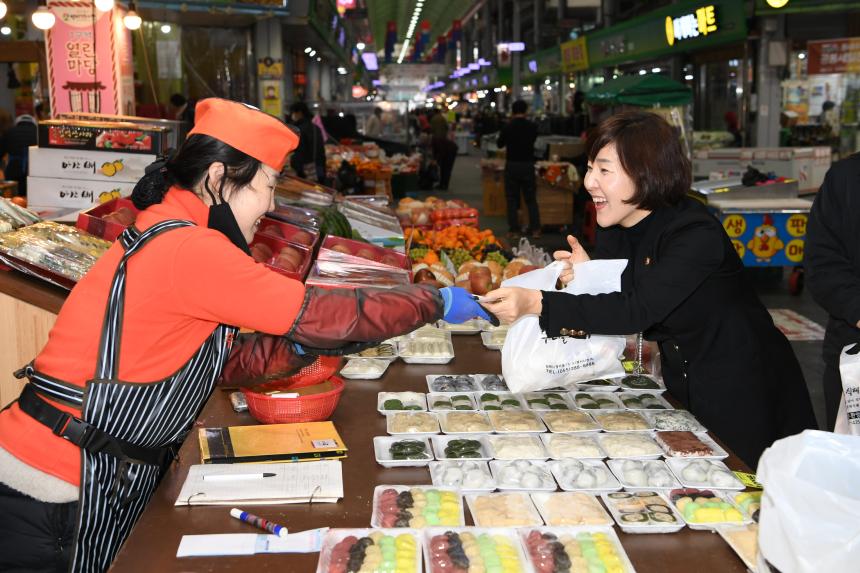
[289, 101, 311, 118]
[131, 134, 262, 210]
[512, 100, 528, 115]
[170, 93, 187, 107]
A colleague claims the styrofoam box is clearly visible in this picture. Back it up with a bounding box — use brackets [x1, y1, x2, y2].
[27, 176, 135, 209]
[28, 146, 156, 183]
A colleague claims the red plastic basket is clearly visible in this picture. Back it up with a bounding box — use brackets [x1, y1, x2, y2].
[242, 375, 345, 424]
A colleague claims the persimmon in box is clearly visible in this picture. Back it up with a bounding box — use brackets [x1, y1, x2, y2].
[76, 197, 139, 241]
[249, 232, 312, 281]
[305, 259, 411, 290]
[257, 217, 319, 248]
[318, 235, 410, 272]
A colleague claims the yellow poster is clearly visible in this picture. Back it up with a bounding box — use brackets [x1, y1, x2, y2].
[560, 38, 589, 73]
[261, 80, 282, 117]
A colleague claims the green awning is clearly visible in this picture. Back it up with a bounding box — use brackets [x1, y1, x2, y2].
[585, 74, 692, 107]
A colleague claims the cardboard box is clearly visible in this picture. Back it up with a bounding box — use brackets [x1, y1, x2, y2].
[38, 119, 169, 155]
[28, 146, 156, 183]
[520, 183, 574, 227]
[27, 176, 135, 209]
[548, 141, 585, 160]
[76, 197, 140, 241]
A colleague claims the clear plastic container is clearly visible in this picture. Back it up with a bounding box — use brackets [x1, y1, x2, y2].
[618, 373, 666, 392]
[315, 528, 421, 573]
[486, 434, 549, 460]
[540, 410, 601, 433]
[373, 436, 434, 468]
[607, 459, 682, 491]
[345, 340, 399, 361]
[465, 492, 544, 527]
[655, 431, 729, 460]
[646, 410, 707, 432]
[340, 358, 390, 380]
[377, 392, 428, 414]
[426, 374, 480, 393]
[593, 411, 654, 432]
[475, 391, 526, 411]
[480, 330, 507, 350]
[715, 523, 760, 572]
[570, 391, 625, 411]
[475, 374, 509, 392]
[666, 459, 745, 491]
[518, 526, 637, 573]
[617, 391, 674, 410]
[667, 487, 752, 531]
[428, 461, 497, 492]
[597, 432, 663, 460]
[437, 411, 494, 435]
[541, 433, 607, 460]
[548, 459, 622, 493]
[430, 435, 492, 462]
[489, 460, 557, 492]
[371, 485, 465, 528]
[427, 392, 479, 412]
[521, 392, 575, 411]
[398, 336, 455, 364]
[437, 319, 484, 334]
[423, 527, 529, 573]
[529, 492, 613, 527]
[486, 410, 547, 433]
[386, 412, 441, 436]
[575, 377, 622, 392]
[600, 491, 686, 534]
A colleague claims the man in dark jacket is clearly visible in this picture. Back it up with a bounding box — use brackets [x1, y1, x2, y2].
[498, 100, 540, 238]
[0, 103, 46, 196]
[806, 153, 860, 429]
[289, 102, 326, 182]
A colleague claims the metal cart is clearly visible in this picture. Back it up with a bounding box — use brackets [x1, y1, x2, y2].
[691, 178, 813, 295]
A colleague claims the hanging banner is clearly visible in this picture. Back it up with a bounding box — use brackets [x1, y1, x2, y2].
[45, 1, 134, 116]
[560, 37, 589, 73]
[807, 38, 860, 75]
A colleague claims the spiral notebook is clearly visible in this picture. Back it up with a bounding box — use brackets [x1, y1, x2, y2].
[175, 460, 343, 506]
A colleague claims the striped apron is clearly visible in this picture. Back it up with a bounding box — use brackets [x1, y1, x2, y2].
[18, 220, 237, 572]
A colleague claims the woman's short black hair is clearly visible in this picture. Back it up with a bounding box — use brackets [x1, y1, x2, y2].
[512, 100, 528, 115]
[587, 110, 691, 210]
[131, 134, 262, 210]
[289, 101, 311, 118]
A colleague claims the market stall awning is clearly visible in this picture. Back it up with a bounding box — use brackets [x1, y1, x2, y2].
[366, 0, 472, 58]
[585, 74, 692, 107]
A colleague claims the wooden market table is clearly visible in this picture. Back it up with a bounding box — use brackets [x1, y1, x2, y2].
[110, 335, 752, 573]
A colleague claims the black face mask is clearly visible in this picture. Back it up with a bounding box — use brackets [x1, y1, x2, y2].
[207, 202, 251, 255]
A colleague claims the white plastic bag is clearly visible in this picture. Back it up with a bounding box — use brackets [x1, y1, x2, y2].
[834, 343, 860, 435]
[757, 430, 860, 573]
[501, 260, 627, 393]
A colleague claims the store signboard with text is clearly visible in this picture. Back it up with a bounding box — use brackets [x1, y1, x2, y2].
[45, 1, 134, 117]
[561, 38, 589, 73]
[585, 0, 746, 69]
[807, 38, 860, 75]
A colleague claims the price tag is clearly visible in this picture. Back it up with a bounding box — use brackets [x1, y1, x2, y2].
[733, 471, 762, 489]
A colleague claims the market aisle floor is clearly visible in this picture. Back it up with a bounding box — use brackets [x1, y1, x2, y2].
[436, 151, 829, 429]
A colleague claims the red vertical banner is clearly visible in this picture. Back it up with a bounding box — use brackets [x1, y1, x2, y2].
[45, 0, 134, 116]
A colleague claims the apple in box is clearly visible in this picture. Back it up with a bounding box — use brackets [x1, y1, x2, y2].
[250, 233, 309, 277]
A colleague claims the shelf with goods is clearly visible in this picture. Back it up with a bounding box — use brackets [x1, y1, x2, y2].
[325, 142, 422, 200]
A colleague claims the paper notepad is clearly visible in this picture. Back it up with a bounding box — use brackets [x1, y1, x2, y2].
[175, 460, 343, 506]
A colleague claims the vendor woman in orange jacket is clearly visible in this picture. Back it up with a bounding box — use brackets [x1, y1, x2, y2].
[0, 99, 487, 573]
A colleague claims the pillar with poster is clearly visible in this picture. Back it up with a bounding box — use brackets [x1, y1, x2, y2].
[44, 0, 135, 116]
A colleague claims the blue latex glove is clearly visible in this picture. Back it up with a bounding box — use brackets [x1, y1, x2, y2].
[440, 287, 493, 323]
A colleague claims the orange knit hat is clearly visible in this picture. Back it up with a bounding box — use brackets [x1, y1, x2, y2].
[187, 98, 299, 171]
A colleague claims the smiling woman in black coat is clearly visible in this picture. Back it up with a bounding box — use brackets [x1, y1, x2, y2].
[484, 111, 817, 467]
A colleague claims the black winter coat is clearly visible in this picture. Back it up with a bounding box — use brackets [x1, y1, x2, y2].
[806, 153, 860, 359]
[540, 197, 817, 467]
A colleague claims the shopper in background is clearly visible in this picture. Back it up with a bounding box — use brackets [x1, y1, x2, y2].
[288, 101, 326, 182]
[168, 94, 195, 125]
[0, 103, 46, 196]
[806, 152, 860, 429]
[430, 108, 457, 191]
[482, 110, 817, 467]
[724, 111, 742, 147]
[0, 98, 489, 573]
[497, 99, 540, 239]
[365, 107, 383, 138]
[0, 109, 12, 179]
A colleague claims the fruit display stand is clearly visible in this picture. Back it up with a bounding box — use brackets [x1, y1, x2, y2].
[518, 162, 580, 229]
[106, 334, 755, 573]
